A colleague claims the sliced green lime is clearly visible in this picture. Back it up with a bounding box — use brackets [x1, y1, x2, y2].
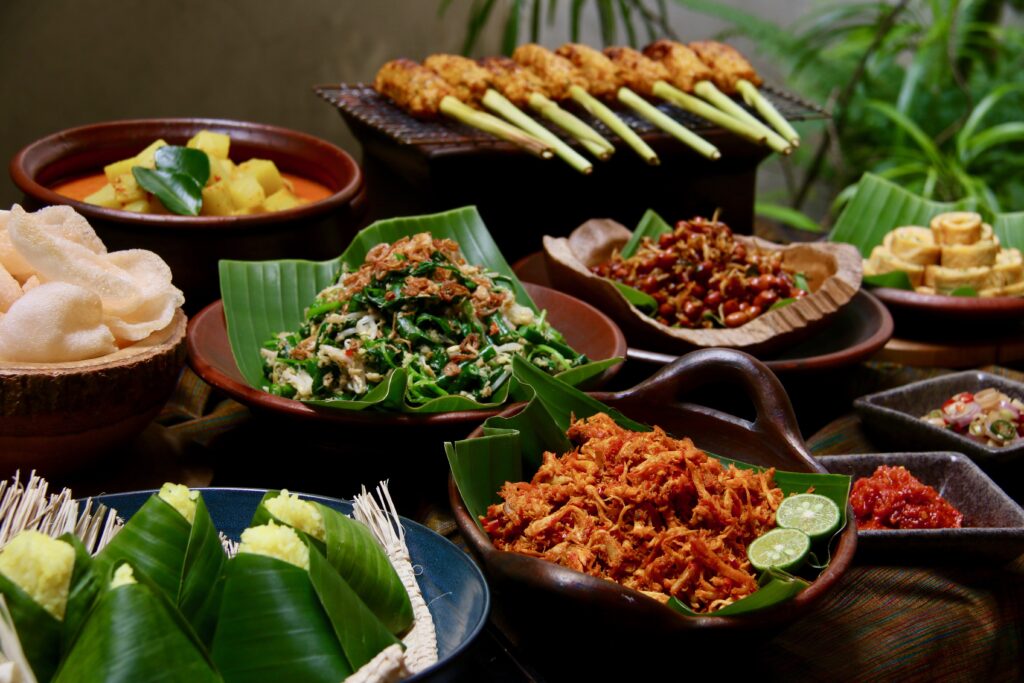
[748, 528, 810, 572]
[775, 493, 841, 539]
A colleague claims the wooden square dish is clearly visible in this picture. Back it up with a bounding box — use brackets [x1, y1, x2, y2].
[543, 218, 862, 354]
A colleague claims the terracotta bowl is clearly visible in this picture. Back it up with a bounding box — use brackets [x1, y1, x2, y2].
[10, 118, 366, 312]
[187, 282, 626, 427]
[0, 310, 187, 477]
[449, 348, 857, 644]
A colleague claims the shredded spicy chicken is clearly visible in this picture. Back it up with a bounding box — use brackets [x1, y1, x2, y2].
[481, 413, 784, 612]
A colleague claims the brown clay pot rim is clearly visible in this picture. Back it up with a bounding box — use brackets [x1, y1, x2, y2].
[10, 117, 362, 231]
[186, 283, 627, 427]
[872, 286, 1024, 319]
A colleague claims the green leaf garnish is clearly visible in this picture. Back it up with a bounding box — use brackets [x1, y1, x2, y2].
[949, 286, 978, 297]
[609, 280, 657, 313]
[863, 271, 915, 290]
[156, 146, 211, 187]
[794, 272, 810, 292]
[132, 145, 210, 216]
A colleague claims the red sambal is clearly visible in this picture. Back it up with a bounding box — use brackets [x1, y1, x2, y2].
[850, 465, 963, 530]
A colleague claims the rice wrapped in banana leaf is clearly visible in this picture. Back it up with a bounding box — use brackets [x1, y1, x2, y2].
[210, 522, 399, 683]
[253, 490, 413, 635]
[0, 532, 99, 683]
[52, 562, 221, 683]
[94, 484, 226, 643]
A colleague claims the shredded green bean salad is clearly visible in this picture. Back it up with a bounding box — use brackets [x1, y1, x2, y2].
[261, 232, 588, 404]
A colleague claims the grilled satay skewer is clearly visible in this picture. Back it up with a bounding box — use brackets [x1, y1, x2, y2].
[424, 54, 594, 173]
[509, 45, 615, 159]
[555, 43, 660, 165]
[374, 59, 553, 159]
[689, 41, 800, 148]
[641, 40, 770, 148]
[602, 46, 721, 160]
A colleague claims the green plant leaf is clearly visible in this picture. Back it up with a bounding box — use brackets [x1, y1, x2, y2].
[597, 0, 617, 45]
[610, 280, 657, 313]
[0, 572, 62, 682]
[865, 100, 947, 172]
[617, 0, 637, 46]
[220, 206, 605, 413]
[59, 534, 102, 653]
[863, 271, 915, 290]
[445, 354, 851, 617]
[132, 168, 202, 216]
[501, 0, 521, 55]
[177, 496, 227, 644]
[570, 0, 585, 41]
[530, 0, 541, 41]
[211, 553, 352, 683]
[620, 208, 672, 258]
[461, 0, 498, 55]
[829, 173, 976, 257]
[54, 564, 220, 683]
[993, 212, 1024, 252]
[960, 122, 1024, 164]
[306, 542, 400, 670]
[155, 146, 211, 187]
[956, 83, 1024, 159]
[755, 202, 823, 233]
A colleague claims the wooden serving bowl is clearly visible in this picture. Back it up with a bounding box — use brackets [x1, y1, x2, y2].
[544, 218, 862, 354]
[0, 310, 187, 477]
[450, 348, 857, 647]
[10, 118, 366, 313]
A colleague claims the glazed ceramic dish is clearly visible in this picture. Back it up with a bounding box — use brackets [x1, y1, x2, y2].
[854, 371, 1024, 465]
[10, 118, 366, 310]
[0, 309, 187, 475]
[870, 287, 1024, 324]
[187, 282, 626, 427]
[92, 488, 490, 680]
[450, 349, 857, 637]
[821, 452, 1024, 562]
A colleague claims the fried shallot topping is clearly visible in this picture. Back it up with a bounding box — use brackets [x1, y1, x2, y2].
[481, 413, 784, 612]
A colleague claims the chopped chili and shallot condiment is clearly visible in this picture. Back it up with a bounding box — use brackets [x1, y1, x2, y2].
[921, 389, 1024, 448]
[850, 465, 963, 530]
[591, 216, 806, 329]
[481, 413, 784, 613]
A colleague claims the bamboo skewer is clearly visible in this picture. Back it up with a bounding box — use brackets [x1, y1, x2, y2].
[737, 79, 801, 147]
[438, 96, 554, 159]
[692, 81, 791, 154]
[617, 88, 720, 160]
[651, 81, 766, 145]
[481, 90, 593, 173]
[527, 92, 614, 160]
[567, 86, 659, 164]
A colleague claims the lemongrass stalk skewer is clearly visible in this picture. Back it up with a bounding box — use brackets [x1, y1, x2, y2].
[437, 96, 553, 159]
[691, 81, 789, 154]
[651, 81, 766, 145]
[617, 88, 720, 160]
[736, 79, 800, 147]
[527, 92, 614, 160]
[568, 86, 658, 164]
[480, 90, 592, 173]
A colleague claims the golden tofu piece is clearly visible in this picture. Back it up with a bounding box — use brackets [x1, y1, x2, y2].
[227, 175, 265, 210]
[201, 180, 235, 216]
[84, 184, 119, 209]
[112, 172, 145, 204]
[263, 187, 303, 212]
[188, 130, 231, 160]
[238, 159, 284, 195]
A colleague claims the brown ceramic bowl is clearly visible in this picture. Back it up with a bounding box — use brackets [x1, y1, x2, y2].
[0, 310, 187, 477]
[871, 286, 1024, 323]
[450, 348, 856, 641]
[10, 118, 366, 312]
[186, 282, 626, 426]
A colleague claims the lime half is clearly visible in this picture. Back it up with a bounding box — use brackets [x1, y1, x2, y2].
[748, 528, 811, 572]
[775, 493, 841, 540]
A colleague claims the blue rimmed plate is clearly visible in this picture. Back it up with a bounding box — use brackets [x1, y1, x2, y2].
[93, 488, 490, 681]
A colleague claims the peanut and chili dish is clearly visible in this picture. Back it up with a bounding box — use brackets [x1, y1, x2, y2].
[591, 216, 806, 328]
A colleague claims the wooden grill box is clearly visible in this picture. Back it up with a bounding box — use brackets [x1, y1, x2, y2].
[318, 84, 826, 261]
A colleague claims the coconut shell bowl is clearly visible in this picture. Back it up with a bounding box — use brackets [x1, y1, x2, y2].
[449, 348, 857, 650]
[0, 310, 187, 477]
[10, 118, 366, 312]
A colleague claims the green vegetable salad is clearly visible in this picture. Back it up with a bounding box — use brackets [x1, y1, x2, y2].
[262, 232, 587, 404]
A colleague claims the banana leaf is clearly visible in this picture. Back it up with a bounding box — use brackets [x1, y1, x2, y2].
[220, 206, 620, 414]
[0, 534, 99, 683]
[53, 562, 221, 683]
[620, 208, 672, 259]
[252, 492, 413, 635]
[95, 493, 226, 644]
[829, 173, 977, 258]
[0, 573, 61, 682]
[445, 355, 851, 617]
[211, 541, 396, 683]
